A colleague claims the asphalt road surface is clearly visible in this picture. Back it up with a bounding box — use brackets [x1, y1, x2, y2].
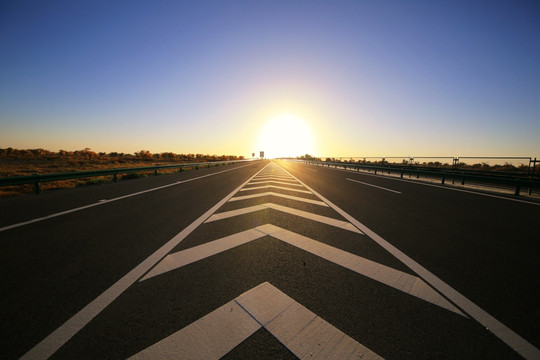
[1, 160, 539, 359]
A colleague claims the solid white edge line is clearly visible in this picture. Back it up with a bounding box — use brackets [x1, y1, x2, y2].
[277, 161, 540, 360]
[310, 163, 540, 206]
[0, 163, 258, 233]
[19, 162, 272, 360]
[346, 178, 402, 194]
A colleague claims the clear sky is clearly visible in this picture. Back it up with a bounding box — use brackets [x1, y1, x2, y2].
[1, 0, 539, 158]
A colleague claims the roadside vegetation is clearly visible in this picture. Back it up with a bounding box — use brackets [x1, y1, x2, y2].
[0, 148, 245, 198]
[297, 154, 539, 176]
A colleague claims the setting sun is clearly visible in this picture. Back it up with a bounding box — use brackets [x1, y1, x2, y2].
[256, 114, 316, 158]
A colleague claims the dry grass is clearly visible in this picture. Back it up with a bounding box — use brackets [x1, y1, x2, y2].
[0, 148, 242, 198]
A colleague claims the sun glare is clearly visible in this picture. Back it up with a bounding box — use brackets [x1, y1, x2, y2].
[256, 114, 316, 158]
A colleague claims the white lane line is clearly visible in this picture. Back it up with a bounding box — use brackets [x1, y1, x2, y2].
[313, 163, 540, 206]
[129, 282, 384, 360]
[205, 203, 363, 234]
[248, 180, 304, 187]
[347, 178, 402, 194]
[278, 163, 540, 360]
[229, 192, 328, 207]
[19, 163, 272, 360]
[0, 163, 257, 233]
[240, 185, 312, 194]
[141, 224, 463, 316]
[128, 298, 260, 360]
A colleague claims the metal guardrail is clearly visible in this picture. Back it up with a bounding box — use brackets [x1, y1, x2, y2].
[299, 160, 540, 196]
[0, 160, 250, 194]
[307, 156, 539, 178]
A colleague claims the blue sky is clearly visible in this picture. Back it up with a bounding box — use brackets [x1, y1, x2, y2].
[1, 0, 539, 158]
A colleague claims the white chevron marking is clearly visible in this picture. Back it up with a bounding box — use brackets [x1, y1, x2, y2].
[141, 225, 464, 316]
[247, 180, 304, 187]
[140, 228, 263, 281]
[252, 175, 296, 181]
[240, 185, 312, 194]
[229, 192, 328, 206]
[206, 203, 363, 234]
[128, 282, 384, 360]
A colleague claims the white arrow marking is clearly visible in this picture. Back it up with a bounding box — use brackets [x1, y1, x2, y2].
[128, 282, 384, 360]
[240, 185, 313, 194]
[230, 192, 328, 207]
[141, 225, 464, 316]
[206, 203, 363, 234]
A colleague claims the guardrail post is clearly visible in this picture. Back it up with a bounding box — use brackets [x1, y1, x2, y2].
[441, 176, 445, 184]
[515, 181, 521, 196]
[33, 174, 41, 194]
[400, 171, 403, 179]
[114, 169, 118, 183]
[154, 167, 158, 176]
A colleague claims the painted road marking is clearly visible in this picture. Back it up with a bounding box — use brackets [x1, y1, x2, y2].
[252, 175, 297, 181]
[128, 282, 384, 360]
[23, 161, 539, 359]
[140, 228, 263, 281]
[205, 203, 363, 234]
[19, 163, 273, 360]
[129, 297, 259, 360]
[346, 178, 402, 194]
[313, 163, 540, 206]
[229, 192, 328, 206]
[248, 180, 305, 187]
[141, 224, 463, 316]
[240, 185, 313, 194]
[0, 163, 258, 233]
[279, 162, 540, 360]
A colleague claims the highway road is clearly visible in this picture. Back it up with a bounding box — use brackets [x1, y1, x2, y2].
[1, 160, 539, 359]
